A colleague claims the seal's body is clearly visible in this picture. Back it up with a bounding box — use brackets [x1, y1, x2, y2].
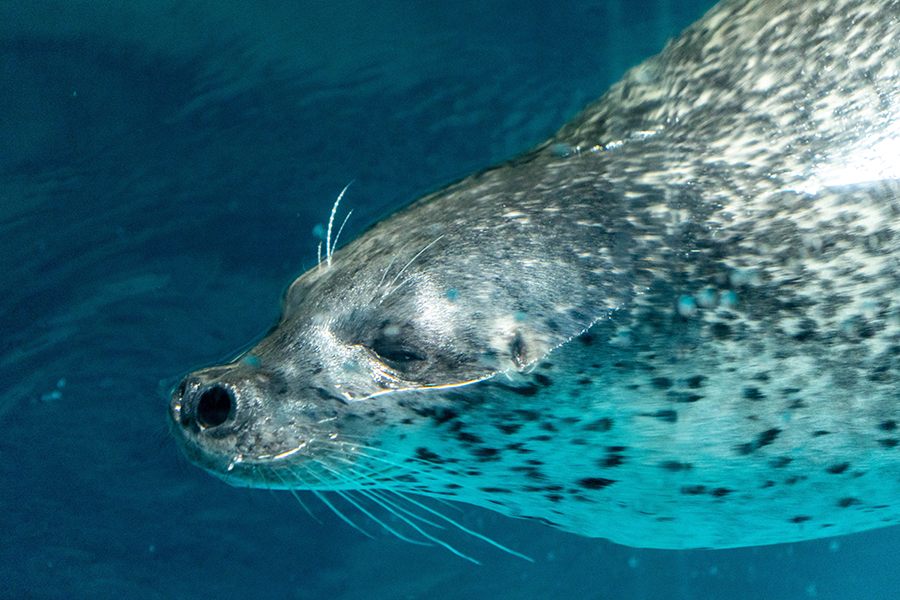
[170, 0, 900, 549]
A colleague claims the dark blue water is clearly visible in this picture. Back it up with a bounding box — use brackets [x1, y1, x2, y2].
[2, 1, 899, 598]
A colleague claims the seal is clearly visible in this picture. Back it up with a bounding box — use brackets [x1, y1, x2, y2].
[170, 0, 900, 551]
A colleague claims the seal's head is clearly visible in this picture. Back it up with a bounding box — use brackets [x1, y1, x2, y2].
[169, 180, 606, 492]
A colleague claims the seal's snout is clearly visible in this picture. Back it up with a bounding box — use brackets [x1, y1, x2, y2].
[170, 377, 236, 433]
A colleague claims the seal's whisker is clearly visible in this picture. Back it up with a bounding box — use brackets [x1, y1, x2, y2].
[312, 489, 376, 539]
[327, 454, 523, 562]
[325, 182, 353, 269]
[394, 491, 534, 563]
[288, 488, 321, 522]
[368, 489, 445, 529]
[293, 466, 377, 538]
[314, 462, 433, 546]
[270, 469, 321, 523]
[331, 209, 353, 259]
[327, 457, 447, 530]
[378, 277, 414, 304]
[354, 488, 480, 564]
[334, 489, 432, 546]
[380, 235, 444, 300]
[374, 241, 412, 294]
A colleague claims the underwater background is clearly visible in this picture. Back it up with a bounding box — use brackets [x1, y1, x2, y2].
[2, 0, 900, 598]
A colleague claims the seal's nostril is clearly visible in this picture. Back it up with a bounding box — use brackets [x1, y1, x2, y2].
[197, 386, 234, 428]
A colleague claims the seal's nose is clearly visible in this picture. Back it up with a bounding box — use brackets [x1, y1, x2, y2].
[170, 378, 236, 432]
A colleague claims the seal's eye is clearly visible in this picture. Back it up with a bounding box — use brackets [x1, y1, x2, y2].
[371, 337, 426, 367]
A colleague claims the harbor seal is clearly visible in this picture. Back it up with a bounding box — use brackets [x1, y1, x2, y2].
[170, 0, 900, 551]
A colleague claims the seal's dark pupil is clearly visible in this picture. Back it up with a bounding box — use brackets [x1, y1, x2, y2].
[197, 386, 233, 428]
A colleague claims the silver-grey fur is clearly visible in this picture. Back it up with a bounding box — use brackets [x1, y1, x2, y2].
[170, 0, 900, 549]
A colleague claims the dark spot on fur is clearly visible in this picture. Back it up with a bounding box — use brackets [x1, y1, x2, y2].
[480, 487, 511, 493]
[670, 392, 703, 403]
[457, 432, 483, 444]
[523, 484, 558, 493]
[400, 418, 414, 425]
[515, 409, 542, 421]
[790, 516, 811, 523]
[880, 438, 899, 448]
[529, 435, 553, 442]
[510, 331, 527, 367]
[761, 480, 775, 488]
[826, 462, 850, 474]
[583, 417, 614, 432]
[880, 420, 897, 431]
[743, 387, 765, 401]
[736, 428, 781, 455]
[786, 475, 806, 485]
[579, 332, 595, 346]
[444, 483, 462, 489]
[472, 447, 500, 461]
[660, 461, 691, 472]
[640, 410, 677, 422]
[687, 375, 706, 389]
[652, 377, 672, 389]
[534, 373, 552, 386]
[681, 485, 707, 495]
[735, 443, 754, 456]
[792, 324, 817, 342]
[414, 447, 442, 463]
[812, 430, 830, 437]
[510, 465, 547, 480]
[770, 456, 793, 468]
[711, 487, 731, 497]
[577, 378, 592, 385]
[497, 423, 523, 435]
[601, 448, 626, 468]
[540, 421, 557, 432]
[601, 455, 625, 468]
[510, 384, 540, 397]
[414, 406, 459, 425]
[547, 494, 564, 502]
[838, 497, 860, 508]
[578, 477, 616, 490]
[656, 409, 677, 422]
[607, 446, 628, 452]
[711, 322, 731, 339]
[758, 428, 780, 447]
[506, 442, 530, 453]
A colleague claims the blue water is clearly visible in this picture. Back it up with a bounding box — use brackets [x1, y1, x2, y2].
[2, 1, 899, 598]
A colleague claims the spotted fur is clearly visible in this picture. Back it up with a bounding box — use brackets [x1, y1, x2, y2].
[170, 0, 900, 549]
